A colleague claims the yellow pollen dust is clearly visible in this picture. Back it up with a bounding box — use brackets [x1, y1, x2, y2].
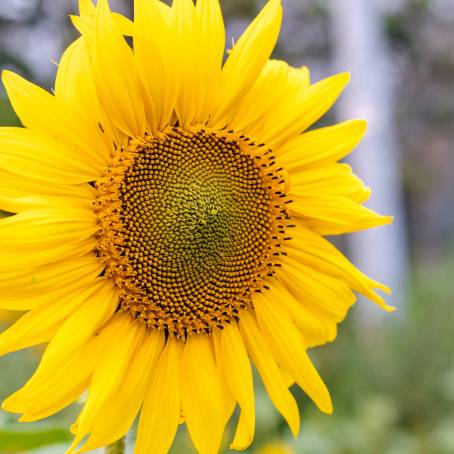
[95, 128, 292, 338]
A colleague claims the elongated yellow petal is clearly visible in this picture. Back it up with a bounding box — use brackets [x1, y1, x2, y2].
[136, 337, 183, 454]
[79, 0, 95, 16]
[227, 60, 291, 132]
[0, 278, 105, 356]
[266, 280, 337, 347]
[211, 331, 238, 424]
[35, 281, 118, 375]
[134, 0, 177, 129]
[286, 226, 393, 310]
[0, 208, 96, 249]
[262, 73, 351, 148]
[0, 127, 100, 184]
[1, 70, 107, 166]
[0, 193, 95, 214]
[0, 278, 96, 312]
[172, 0, 199, 127]
[290, 195, 393, 235]
[54, 39, 102, 139]
[254, 292, 333, 414]
[220, 323, 255, 450]
[69, 314, 145, 451]
[77, 330, 164, 452]
[278, 255, 356, 319]
[0, 255, 102, 297]
[55, 38, 98, 126]
[92, 0, 148, 137]
[195, 0, 225, 122]
[0, 238, 94, 275]
[76, 0, 133, 36]
[240, 311, 300, 437]
[181, 335, 227, 454]
[229, 61, 311, 137]
[211, 0, 282, 126]
[3, 326, 111, 420]
[289, 163, 371, 203]
[0, 169, 95, 201]
[278, 120, 367, 168]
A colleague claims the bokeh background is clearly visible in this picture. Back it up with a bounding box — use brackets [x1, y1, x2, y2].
[0, 0, 453, 453]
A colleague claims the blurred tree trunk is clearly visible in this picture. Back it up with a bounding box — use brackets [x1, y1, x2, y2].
[328, 0, 408, 325]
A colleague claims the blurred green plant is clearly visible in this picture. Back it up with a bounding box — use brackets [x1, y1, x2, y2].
[0, 425, 71, 453]
[0, 96, 19, 126]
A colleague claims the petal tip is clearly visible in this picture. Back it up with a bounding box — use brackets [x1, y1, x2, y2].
[353, 118, 368, 135]
[319, 394, 334, 415]
[340, 71, 351, 83]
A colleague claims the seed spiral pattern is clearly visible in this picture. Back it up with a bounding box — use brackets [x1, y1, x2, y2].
[95, 128, 291, 337]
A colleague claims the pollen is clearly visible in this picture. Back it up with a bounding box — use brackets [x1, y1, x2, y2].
[95, 128, 291, 338]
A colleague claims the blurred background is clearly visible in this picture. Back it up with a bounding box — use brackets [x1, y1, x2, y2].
[0, 0, 453, 453]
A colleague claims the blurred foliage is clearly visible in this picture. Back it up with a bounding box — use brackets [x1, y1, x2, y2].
[0, 96, 18, 126]
[0, 425, 71, 453]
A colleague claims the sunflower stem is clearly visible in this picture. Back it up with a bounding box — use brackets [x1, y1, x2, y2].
[104, 437, 125, 454]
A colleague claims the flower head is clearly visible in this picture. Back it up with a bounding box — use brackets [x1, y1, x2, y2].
[0, 0, 392, 453]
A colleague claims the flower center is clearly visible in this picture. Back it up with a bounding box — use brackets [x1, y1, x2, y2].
[95, 128, 291, 337]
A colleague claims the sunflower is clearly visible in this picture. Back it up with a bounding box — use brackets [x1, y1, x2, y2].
[0, 0, 393, 453]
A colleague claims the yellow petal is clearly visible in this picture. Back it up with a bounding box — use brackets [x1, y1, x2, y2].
[278, 255, 356, 319]
[210, 0, 282, 127]
[286, 226, 393, 311]
[266, 279, 337, 348]
[0, 193, 94, 214]
[211, 331, 238, 424]
[1, 70, 107, 166]
[0, 273, 94, 312]
[262, 73, 351, 148]
[239, 311, 300, 437]
[278, 120, 367, 169]
[79, 0, 95, 16]
[227, 60, 291, 132]
[77, 330, 165, 452]
[172, 0, 199, 127]
[220, 323, 255, 450]
[290, 195, 393, 235]
[136, 337, 183, 454]
[181, 335, 227, 454]
[92, 0, 148, 137]
[76, 0, 133, 36]
[171, 0, 225, 126]
[195, 0, 225, 122]
[289, 163, 371, 203]
[0, 208, 97, 249]
[35, 281, 118, 375]
[0, 255, 102, 298]
[229, 61, 311, 137]
[0, 169, 95, 201]
[134, 0, 177, 129]
[254, 292, 333, 414]
[0, 127, 100, 184]
[0, 277, 106, 356]
[3, 325, 111, 420]
[0, 238, 94, 274]
[69, 314, 145, 451]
